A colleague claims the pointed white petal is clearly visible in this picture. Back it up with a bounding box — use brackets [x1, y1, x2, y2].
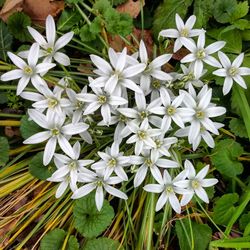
[43, 137, 57, 165]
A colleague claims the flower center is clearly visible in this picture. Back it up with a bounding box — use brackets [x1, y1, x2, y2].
[46, 47, 54, 55]
[48, 98, 58, 108]
[191, 179, 200, 189]
[195, 110, 205, 119]
[137, 130, 147, 140]
[182, 72, 195, 82]
[76, 100, 84, 109]
[139, 111, 148, 120]
[98, 95, 107, 104]
[51, 128, 60, 136]
[119, 114, 127, 122]
[196, 49, 206, 59]
[228, 67, 238, 77]
[96, 180, 103, 187]
[180, 28, 189, 37]
[145, 158, 153, 167]
[23, 66, 33, 75]
[107, 158, 117, 168]
[167, 106, 176, 116]
[152, 80, 161, 89]
[165, 185, 174, 194]
[69, 160, 77, 170]
[155, 139, 163, 148]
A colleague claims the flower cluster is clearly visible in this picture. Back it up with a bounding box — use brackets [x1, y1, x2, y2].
[1, 14, 249, 212]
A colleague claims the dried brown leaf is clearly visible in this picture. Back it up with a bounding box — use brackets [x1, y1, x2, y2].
[116, 0, 144, 18]
[0, 0, 23, 21]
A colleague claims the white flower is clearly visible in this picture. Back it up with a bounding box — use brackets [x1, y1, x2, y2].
[90, 47, 146, 95]
[180, 86, 226, 144]
[175, 160, 218, 205]
[126, 119, 162, 155]
[130, 150, 179, 187]
[23, 109, 89, 165]
[159, 14, 204, 52]
[138, 40, 172, 92]
[21, 85, 71, 117]
[118, 92, 163, 128]
[47, 141, 94, 198]
[1, 43, 55, 95]
[181, 33, 225, 78]
[149, 88, 194, 132]
[24, 15, 74, 66]
[175, 122, 224, 150]
[72, 169, 127, 211]
[213, 52, 250, 95]
[91, 142, 130, 181]
[143, 169, 187, 213]
[77, 86, 128, 125]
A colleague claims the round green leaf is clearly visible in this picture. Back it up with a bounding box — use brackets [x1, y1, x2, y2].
[73, 193, 114, 238]
[40, 229, 66, 250]
[83, 237, 122, 250]
[20, 115, 43, 140]
[29, 152, 56, 180]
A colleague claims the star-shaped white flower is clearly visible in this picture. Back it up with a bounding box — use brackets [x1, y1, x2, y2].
[47, 141, 94, 198]
[181, 33, 225, 78]
[144, 169, 188, 213]
[159, 14, 204, 52]
[23, 109, 89, 165]
[1, 43, 55, 95]
[175, 160, 218, 205]
[213, 51, 250, 95]
[72, 169, 127, 211]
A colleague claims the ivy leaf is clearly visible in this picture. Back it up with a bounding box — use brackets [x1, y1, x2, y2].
[213, 0, 237, 23]
[229, 1, 249, 23]
[213, 193, 239, 225]
[83, 238, 122, 250]
[233, 19, 250, 30]
[73, 193, 114, 238]
[20, 115, 43, 140]
[229, 118, 248, 138]
[29, 152, 56, 180]
[194, 0, 214, 28]
[0, 20, 13, 61]
[153, 0, 193, 39]
[7, 12, 31, 42]
[0, 137, 9, 166]
[211, 139, 244, 178]
[40, 229, 79, 250]
[57, 9, 81, 31]
[175, 218, 212, 250]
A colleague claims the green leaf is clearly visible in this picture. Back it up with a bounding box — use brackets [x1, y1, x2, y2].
[0, 92, 8, 104]
[153, 0, 193, 39]
[0, 21, 13, 61]
[90, 17, 102, 34]
[57, 9, 81, 31]
[0, 137, 9, 166]
[7, 12, 31, 42]
[194, 0, 214, 28]
[213, 0, 237, 23]
[40, 229, 79, 250]
[229, 1, 249, 23]
[210, 236, 250, 248]
[108, 0, 127, 6]
[80, 25, 97, 42]
[83, 237, 122, 250]
[29, 152, 56, 180]
[211, 139, 244, 178]
[73, 193, 114, 238]
[229, 118, 248, 138]
[65, 0, 81, 3]
[213, 193, 239, 225]
[20, 115, 43, 139]
[240, 212, 250, 231]
[233, 19, 250, 30]
[219, 28, 242, 54]
[175, 218, 212, 250]
[93, 0, 112, 15]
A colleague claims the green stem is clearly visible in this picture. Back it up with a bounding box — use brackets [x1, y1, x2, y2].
[0, 113, 23, 118]
[0, 85, 35, 91]
[146, 189, 155, 250]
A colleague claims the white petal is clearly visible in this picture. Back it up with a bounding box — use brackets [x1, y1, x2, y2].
[0, 69, 23, 81]
[213, 68, 227, 77]
[139, 40, 148, 63]
[201, 178, 218, 187]
[46, 15, 56, 46]
[218, 51, 231, 68]
[155, 192, 168, 211]
[122, 63, 146, 78]
[90, 55, 112, 74]
[54, 52, 70, 66]
[232, 53, 244, 68]
[23, 131, 50, 144]
[71, 183, 96, 199]
[203, 55, 221, 68]
[28, 43, 39, 67]
[55, 31, 74, 51]
[206, 41, 226, 54]
[55, 181, 68, 198]
[104, 74, 118, 94]
[16, 76, 30, 95]
[62, 123, 88, 135]
[95, 186, 104, 211]
[58, 135, 75, 158]
[150, 54, 172, 68]
[223, 77, 233, 95]
[43, 137, 57, 165]
[169, 193, 181, 214]
[143, 184, 164, 193]
[27, 26, 47, 45]
[7, 52, 26, 69]
[180, 193, 193, 206]
[101, 104, 111, 125]
[36, 62, 56, 74]
[238, 67, 250, 76]
[159, 29, 179, 38]
[134, 165, 147, 187]
[233, 75, 247, 89]
[104, 184, 128, 199]
[175, 13, 184, 30]
[195, 187, 209, 203]
[206, 107, 226, 117]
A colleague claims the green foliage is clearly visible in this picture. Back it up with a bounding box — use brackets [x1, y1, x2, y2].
[108, 0, 127, 6]
[40, 228, 79, 250]
[0, 92, 8, 104]
[6, 90, 23, 109]
[211, 139, 244, 178]
[0, 137, 9, 166]
[29, 152, 56, 180]
[220, 28, 242, 53]
[57, 9, 81, 31]
[213, 193, 239, 225]
[194, 0, 214, 28]
[175, 218, 212, 250]
[153, 0, 193, 39]
[65, 0, 82, 4]
[73, 193, 114, 238]
[213, 0, 249, 24]
[240, 212, 250, 231]
[229, 118, 248, 138]
[0, 21, 13, 61]
[83, 237, 122, 250]
[93, 0, 112, 15]
[20, 115, 43, 140]
[80, 17, 102, 42]
[7, 12, 31, 42]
